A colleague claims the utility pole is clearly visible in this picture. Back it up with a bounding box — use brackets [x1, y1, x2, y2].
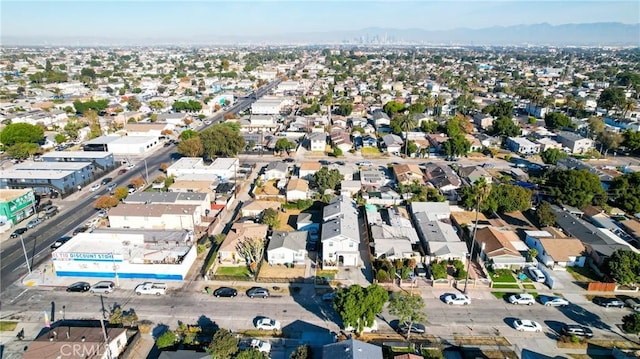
[19, 235, 31, 275]
[144, 159, 149, 184]
[463, 181, 488, 294]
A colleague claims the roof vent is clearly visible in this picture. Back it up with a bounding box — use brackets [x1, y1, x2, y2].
[81, 336, 86, 342]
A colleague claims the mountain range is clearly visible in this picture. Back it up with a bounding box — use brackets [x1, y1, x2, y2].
[2, 22, 638, 47]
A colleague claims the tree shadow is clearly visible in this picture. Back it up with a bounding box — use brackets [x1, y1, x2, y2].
[152, 323, 170, 339]
[558, 303, 611, 332]
[282, 319, 336, 346]
[196, 315, 218, 335]
[288, 282, 341, 325]
[542, 320, 565, 340]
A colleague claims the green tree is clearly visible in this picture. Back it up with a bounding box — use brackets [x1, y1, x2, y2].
[275, 138, 294, 153]
[491, 116, 521, 137]
[587, 116, 605, 138]
[420, 120, 438, 133]
[177, 137, 204, 157]
[606, 250, 640, 286]
[407, 103, 426, 114]
[482, 100, 513, 118]
[535, 201, 557, 227]
[458, 177, 492, 211]
[207, 328, 238, 359]
[200, 123, 245, 157]
[6, 143, 39, 160]
[127, 96, 141, 111]
[180, 129, 199, 140]
[333, 284, 388, 335]
[610, 172, 640, 213]
[388, 293, 427, 339]
[443, 134, 470, 158]
[484, 184, 532, 213]
[335, 102, 353, 116]
[156, 331, 179, 349]
[149, 100, 165, 111]
[623, 129, 640, 153]
[261, 208, 280, 229]
[383, 101, 404, 117]
[0, 123, 45, 146]
[622, 313, 640, 334]
[597, 131, 623, 157]
[597, 87, 626, 113]
[54, 133, 67, 144]
[114, 187, 129, 201]
[332, 146, 343, 157]
[547, 169, 606, 208]
[313, 166, 344, 194]
[398, 115, 417, 158]
[540, 148, 568, 165]
[290, 344, 312, 359]
[544, 112, 573, 130]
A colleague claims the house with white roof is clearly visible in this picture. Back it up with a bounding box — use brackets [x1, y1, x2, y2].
[321, 196, 361, 268]
[524, 230, 586, 269]
[267, 231, 308, 265]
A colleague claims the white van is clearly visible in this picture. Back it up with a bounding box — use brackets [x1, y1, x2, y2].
[344, 319, 378, 333]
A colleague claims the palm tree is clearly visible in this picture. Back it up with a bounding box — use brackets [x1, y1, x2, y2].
[463, 177, 492, 294]
[434, 96, 445, 117]
[622, 99, 635, 118]
[424, 93, 434, 115]
[399, 114, 417, 158]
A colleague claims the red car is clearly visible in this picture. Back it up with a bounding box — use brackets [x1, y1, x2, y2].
[118, 169, 128, 175]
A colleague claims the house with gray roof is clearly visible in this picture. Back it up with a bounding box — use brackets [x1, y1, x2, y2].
[263, 161, 289, 180]
[413, 212, 468, 261]
[423, 163, 461, 193]
[360, 167, 387, 187]
[321, 196, 360, 268]
[556, 131, 594, 154]
[381, 134, 403, 154]
[267, 231, 308, 265]
[322, 338, 382, 359]
[552, 205, 638, 268]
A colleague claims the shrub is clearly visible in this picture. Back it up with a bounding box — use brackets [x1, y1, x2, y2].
[622, 313, 640, 334]
[431, 261, 447, 279]
[376, 269, 389, 282]
[156, 331, 179, 349]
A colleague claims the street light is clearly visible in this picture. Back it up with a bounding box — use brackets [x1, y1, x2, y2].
[112, 252, 119, 288]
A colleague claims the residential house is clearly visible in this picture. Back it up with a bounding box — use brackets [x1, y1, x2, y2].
[372, 111, 391, 128]
[381, 134, 404, 154]
[298, 162, 322, 180]
[524, 230, 586, 269]
[413, 213, 469, 262]
[340, 180, 362, 196]
[473, 113, 494, 130]
[370, 207, 420, 260]
[506, 137, 540, 155]
[476, 133, 501, 149]
[308, 132, 327, 152]
[423, 163, 462, 193]
[296, 212, 320, 241]
[360, 167, 387, 187]
[218, 222, 269, 265]
[267, 231, 308, 265]
[167, 157, 238, 180]
[286, 179, 309, 202]
[331, 131, 353, 152]
[321, 196, 361, 268]
[552, 206, 638, 269]
[556, 131, 594, 154]
[536, 137, 563, 152]
[322, 339, 382, 359]
[124, 192, 211, 214]
[457, 166, 492, 185]
[23, 326, 129, 359]
[361, 134, 378, 148]
[392, 164, 425, 185]
[241, 200, 281, 218]
[475, 227, 527, 270]
[263, 161, 289, 181]
[362, 186, 402, 206]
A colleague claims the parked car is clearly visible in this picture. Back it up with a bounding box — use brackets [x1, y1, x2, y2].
[97, 209, 108, 218]
[593, 297, 625, 308]
[398, 322, 426, 334]
[66, 281, 91, 293]
[527, 267, 546, 283]
[89, 281, 115, 294]
[561, 324, 593, 338]
[106, 183, 117, 193]
[246, 287, 269, 298]
[213, 287, 237, 298]
[118, 169, 128, 175]
[249, 339, 271, 353]
[101, 177, 112, 185]
[540, 296, 570, 307]
[50, 236, 72, 250]
[444, 294, 471, 305]
[414, 263, 427, 277]
[508, 293, 535, 306]
[125, 163, 136, 170]
[42, 205, 58, 219]
[282, 158, 295, 163]
[26, 217, 43, 229]
[513, 319, 542, 332]
[73, 226, 90, 235]
[10, 227, 28, 238]
[134, 282, 167, 296]
[89, 183, 101, 192]
[625, 297, 640, 311]
[255, 318, 281, 331]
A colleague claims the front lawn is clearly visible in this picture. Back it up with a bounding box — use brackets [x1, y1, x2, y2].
[216, 266, 250, 277]
[0, 321, 17, 331]
[489, 269, 517, 283]
[567, 266, 601, 282]
[361, 147, 381, 156]
[492, 283, 520, 289]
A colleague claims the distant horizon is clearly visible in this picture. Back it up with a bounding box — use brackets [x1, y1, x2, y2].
[2, 1, 638, 42]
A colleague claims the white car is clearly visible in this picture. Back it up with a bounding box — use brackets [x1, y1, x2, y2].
[444, 294, 471, 305]
[125, 163, 135, 170]
[541, 296, 570, 307]
[255, 318, 281, 331]
[513, 319, 542, 332]
[89, 183, 101, 192]
[508, 293, 535, 306]
[527, 267, 546, 283]
[250, 339, 271, 353]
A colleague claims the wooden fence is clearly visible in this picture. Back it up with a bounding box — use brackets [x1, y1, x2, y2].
[587, 282, 616, 292]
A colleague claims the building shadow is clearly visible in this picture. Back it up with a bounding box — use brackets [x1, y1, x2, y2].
[288, 282, 341, 324]
[282, 319, 336, 347]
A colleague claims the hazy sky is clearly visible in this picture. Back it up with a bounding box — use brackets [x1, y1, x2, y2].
[2, 1, 638, 39]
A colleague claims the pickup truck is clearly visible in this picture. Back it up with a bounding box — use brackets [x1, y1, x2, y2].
[134, 282, 167, 296]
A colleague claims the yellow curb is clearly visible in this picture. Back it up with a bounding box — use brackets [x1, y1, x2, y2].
[25, 281, 35, 286]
